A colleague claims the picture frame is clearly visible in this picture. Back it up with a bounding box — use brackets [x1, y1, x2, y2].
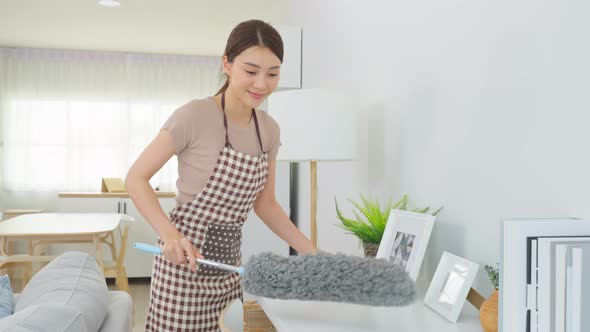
[424, 251, 479, 323]
[376, 209, 435, 280]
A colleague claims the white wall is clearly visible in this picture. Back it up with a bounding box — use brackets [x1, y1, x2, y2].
[285, 0, 590, 294]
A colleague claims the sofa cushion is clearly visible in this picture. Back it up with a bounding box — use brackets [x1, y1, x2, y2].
[98, 291, 133, 332]
[15, 252, 108, 332]
[0, 303, 87, 331]
[0, 275, 14, 319]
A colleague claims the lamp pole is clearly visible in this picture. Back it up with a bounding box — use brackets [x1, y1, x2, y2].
[310, 160, 318, 247]
[289, 162, 299, 256]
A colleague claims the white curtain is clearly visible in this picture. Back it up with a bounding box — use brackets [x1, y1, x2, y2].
[0, 47, 221, 192]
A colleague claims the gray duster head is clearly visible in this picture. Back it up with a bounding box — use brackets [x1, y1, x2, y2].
[241, 251, 416, 307]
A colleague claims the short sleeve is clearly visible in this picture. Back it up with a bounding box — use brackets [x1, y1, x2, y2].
[160, 102, 195, 155]
[267, 122, 282, 161]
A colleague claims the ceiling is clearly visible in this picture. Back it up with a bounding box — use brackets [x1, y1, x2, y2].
[0, 0, 297, 56]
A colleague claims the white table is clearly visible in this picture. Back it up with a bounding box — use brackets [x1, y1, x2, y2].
[256, 289, 484, 332]
[0, 213, 132, 291]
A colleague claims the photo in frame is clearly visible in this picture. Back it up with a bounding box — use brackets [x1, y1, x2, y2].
[376, 209, 435, 280]
[424, 251, 479, 322]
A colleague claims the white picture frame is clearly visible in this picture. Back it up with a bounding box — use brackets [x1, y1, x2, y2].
[376, 209, 435, 280]
[424, 251, 479, 323]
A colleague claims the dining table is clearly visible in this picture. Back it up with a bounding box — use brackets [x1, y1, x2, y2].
[0, 213, 133, 291]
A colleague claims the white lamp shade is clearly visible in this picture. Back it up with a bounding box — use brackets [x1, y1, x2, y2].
[268, 89, 358, 161]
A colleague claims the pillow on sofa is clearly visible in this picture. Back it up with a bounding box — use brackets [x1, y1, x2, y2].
[0, 303, 87, 331]
[15, 252, 108, 332]
[0, 274, 14, 319]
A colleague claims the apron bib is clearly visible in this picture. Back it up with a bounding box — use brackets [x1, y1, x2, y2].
[146, 93, 268, 331]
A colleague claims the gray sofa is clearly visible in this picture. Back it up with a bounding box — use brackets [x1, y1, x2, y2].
[0, 251, 133, 331]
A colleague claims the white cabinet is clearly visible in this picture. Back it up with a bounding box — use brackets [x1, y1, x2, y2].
[57, 196, 176, 278]
[276, 26, 302, 89]
[123, 198, 176, 277]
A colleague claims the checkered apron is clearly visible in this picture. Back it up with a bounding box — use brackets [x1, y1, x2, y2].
[146, 94, 268, 331]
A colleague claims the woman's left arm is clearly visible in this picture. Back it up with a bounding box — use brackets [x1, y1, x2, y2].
[253, 160, 317, 255]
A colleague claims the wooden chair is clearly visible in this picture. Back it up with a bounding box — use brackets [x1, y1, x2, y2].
[1, 209, 44, 291]
[101, 214, 134, 293]
[243, 301, 277, 332]
[2, 210, 44, 222]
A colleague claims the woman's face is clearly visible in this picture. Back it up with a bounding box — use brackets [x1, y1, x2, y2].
[223, 46, 281, 109]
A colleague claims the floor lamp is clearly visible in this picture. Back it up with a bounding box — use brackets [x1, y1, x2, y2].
[268, 89, 358, 250]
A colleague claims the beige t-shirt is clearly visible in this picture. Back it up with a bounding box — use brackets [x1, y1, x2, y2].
[161, 96, 281, 206]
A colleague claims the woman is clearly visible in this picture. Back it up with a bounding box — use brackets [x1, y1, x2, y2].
[126, 19, 317, 331]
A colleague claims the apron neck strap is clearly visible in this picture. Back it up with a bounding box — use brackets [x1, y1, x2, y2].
[221, 92, 265, 153]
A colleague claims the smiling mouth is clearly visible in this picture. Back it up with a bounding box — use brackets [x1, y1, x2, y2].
[248, 91, 265, 99]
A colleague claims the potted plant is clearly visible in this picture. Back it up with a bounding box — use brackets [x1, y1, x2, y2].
[480, 264, 499, 332]
[335, 194, 442, 257]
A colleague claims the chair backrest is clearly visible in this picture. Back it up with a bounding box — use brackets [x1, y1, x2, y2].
[219, 299, 243, 332]
[116, 214, 134, 267]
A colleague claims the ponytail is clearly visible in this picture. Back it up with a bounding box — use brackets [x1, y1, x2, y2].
[215, 78, 229, 96]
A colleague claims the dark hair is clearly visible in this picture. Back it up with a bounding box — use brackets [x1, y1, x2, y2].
[215, 20, 284, 96]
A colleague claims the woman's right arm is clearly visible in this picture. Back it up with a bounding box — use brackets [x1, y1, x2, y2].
[125, 129, 203, 271]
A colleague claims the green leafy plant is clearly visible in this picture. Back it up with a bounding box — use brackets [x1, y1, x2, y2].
[484, 264, 500, 290]
[335, 194, 443, 244]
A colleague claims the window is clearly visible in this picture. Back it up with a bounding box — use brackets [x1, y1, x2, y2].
[0, 47, 220, 192]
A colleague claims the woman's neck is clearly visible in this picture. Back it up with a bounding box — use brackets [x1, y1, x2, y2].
[218, 88, 252, 126]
